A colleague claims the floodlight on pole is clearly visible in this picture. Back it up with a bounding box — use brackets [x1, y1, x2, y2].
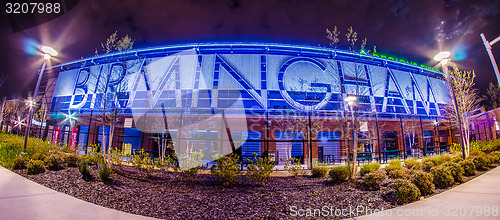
[23, 45, 57, 152]
[434, 51, 466, 159]
[480, 33, 500, 88]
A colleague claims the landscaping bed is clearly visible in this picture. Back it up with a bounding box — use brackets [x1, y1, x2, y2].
[13, 165, 398, 219]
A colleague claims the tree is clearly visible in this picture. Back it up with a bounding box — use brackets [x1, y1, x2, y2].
[93, 32, 135, 159]
[445, 66, 481, 157]
[483, 82, 500, 110]
[325, 26, 377, 179]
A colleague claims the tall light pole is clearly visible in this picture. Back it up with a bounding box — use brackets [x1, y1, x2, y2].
[344, 95, 357, 177]
[480, 33, 500, 87]
[434, 51, 465, 159]
[23, 46, 58, 152]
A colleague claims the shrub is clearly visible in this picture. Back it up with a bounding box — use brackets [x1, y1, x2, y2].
[210, 154, 241, 186]
[384, 164, 401, 173]
[404, 158, 421, 170]
[459, 159, 475, 176]
[64, 153, 80, 167]
[78, 160, 91, 179]
[468, 156, 488, 171]
[12, 156, 28, 170]
[363, 171, 386, 190]
[0, 143, 21, 168]
[247, 154, 275, 183]
[359, 162, 381, 177]
[490, 151, 500, 164]
[283, 158, 305, 177]
[178, 150, 205, 176]
[391, 179, 421, 203]
[388, 169, 409, 179]
[436, 154, 453, 164]
[45, 154, 64, 170]
[486, 155, 495, 167]
[470, 149, 486, 157]
[31, 152, 47, 161]
[384, 159, 402, 173]
[27, 160, 45, 175]
[407, 169, 435, 196]
[430, 165, 454, 188]
[422, 161, 436, 172]
[98, 162, 112, 182]
[311, 166, 329, 178]
[329, 166, 349, 184]
[442, 162, 463, 183]
[451, 154, 464, 163]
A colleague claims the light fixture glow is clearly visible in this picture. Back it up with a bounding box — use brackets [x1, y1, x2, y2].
[433, 51, 451, 61]
[344, 96, 357, 102]
[40, 45, 58, 57]
[42, 53, 51, 60]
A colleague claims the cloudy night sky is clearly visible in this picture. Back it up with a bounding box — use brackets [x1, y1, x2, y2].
[0, 0, 499, 101]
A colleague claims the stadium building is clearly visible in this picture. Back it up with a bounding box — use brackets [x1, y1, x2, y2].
[12, 43, 458, 166]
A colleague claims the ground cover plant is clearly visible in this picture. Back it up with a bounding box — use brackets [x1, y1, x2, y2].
[2, 133, 500, 219]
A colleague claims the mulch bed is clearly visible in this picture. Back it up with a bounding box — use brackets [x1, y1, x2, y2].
[14, 165, 399, 219]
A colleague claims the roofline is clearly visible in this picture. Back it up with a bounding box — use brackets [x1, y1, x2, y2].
[48, 42, 445, 79]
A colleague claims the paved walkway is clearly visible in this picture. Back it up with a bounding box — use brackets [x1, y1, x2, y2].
[1, 165, 499, 219]
[0, 166, 157, 220]
[353, 166, 500, 220]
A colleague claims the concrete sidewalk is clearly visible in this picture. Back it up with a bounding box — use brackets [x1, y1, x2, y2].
[0, 165, 157, 220]
[353, 166, 500, 220]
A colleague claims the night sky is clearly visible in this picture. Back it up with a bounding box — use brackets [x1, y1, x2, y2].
[0, 0, 499, 102]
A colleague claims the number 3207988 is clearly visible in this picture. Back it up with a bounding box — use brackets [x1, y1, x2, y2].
[5, 2, 61, 14]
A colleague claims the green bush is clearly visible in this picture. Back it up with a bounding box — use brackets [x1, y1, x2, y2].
[442, 162, 463, 183]
[470, 149, 486, 157]
[486, 155, 496, 166]
[468, 156, 488, 171]
[98, 162, 112, 182]
[359, 162, 381, 177]
[12, 155, 28, 170]
[329, 166, 349, 184]
[210, 154, 241, 185]
[27, 159, 46, 175]
[451, 154, 464, 163]
[436, 154, 453, 164]
[422, 161, 436, 172]
[459, 159, 476, 176]
[384, 159, 402, 173]
[388, 169, 409, 179]
[31, 152, 47, 162]
[391, 179, 421, 203]
[430, 165, 454, 188]
[45, 154, 64, 170]
[490, 151, 500, 164]
[311, 166, 329, 178]
[78, 160, 91, 179]
[178, 150, 205, 176]
[64, 153, 80, 167]
[247, 154, 275, 183]
[407, 169, 435, 196]
[283, 158, 305, 177]
[404, 158, 421, 170]
[363, 171, 386, 190]
[0, 143, 21, 168]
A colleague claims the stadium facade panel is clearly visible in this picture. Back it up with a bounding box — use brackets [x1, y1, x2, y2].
[44, 43, 454, 166]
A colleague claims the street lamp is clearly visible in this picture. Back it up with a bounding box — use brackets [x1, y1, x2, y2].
[23, 45, 58, 152]
[480, 33, 500, 87]
[434, 51, 466, 159]
[344, 95, 357, 170]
